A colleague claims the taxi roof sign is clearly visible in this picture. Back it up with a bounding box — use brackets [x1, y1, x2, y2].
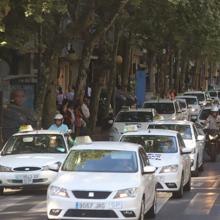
[74, 136, 92, 145]
[19, 125, 34, 132]
[123, 125, 138, 133]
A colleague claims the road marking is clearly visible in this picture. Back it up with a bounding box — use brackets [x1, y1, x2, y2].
[0, 196, 33, 212]
[184, 193, 218, 215]
[28, 200, 46, 213]
[156, 192, 172, 213]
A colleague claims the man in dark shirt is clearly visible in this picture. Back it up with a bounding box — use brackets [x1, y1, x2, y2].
[2, 89, 36, 142]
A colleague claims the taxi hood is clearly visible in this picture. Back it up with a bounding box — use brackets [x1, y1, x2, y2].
[0, 154, 66, 168]
[54, 172, 140, 191]
[147, 153, 179, 167]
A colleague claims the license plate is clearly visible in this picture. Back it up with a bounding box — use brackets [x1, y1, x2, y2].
[75, 201, 122, 210]
[15, 174, 33, 184]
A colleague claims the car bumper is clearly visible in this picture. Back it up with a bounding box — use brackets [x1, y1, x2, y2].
[0, 170, 57, 188]
[47, 196, 142, 220]
[156, 172, 181, 192]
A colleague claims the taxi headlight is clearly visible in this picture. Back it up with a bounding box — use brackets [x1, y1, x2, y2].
[49, 185, 69, 198]
[114, 187, 138, 199]
[0, 165, 13, 172]
[160, 165, 178, 173]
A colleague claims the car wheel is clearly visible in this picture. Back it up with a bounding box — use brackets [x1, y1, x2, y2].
[172, 175, 184, 199]
[0, 187, 4, 195]
[184, 173, 191, 191]
[146, 192, 156, 218]
[139, 199, 145, 220]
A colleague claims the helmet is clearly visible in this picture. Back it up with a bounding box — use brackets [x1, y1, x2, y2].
[211, 106, 218, 112]
[54, 113, 63, 120]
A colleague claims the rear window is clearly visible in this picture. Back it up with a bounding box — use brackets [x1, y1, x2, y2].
[121, 135, 177, 153]
[184, 93, 205, 102]
[209, 91, 217, 97]
[115, 112, 153, 122]
[143, 103, 175, 114]
[148, 124, 192, 140]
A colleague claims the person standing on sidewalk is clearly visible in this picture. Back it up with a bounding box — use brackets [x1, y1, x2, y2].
[2, 88, 37, 142]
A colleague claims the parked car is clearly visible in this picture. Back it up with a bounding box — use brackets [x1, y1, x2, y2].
[47, 141, 157, 220]
[0, 130, 70, 195]
[143, 99, 182, 120]
[147, 120, 205, 176]
[120, 129, 191, 198]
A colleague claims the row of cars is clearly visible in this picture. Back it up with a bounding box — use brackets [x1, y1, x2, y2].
[0, 90, 215, 220]
[0, 129, 158, 219]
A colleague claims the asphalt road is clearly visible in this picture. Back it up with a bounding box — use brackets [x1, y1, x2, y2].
[1, 160, 220, 220]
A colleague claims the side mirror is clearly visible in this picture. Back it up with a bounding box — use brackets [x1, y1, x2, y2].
[181, 148, 192, 155]
[143, 166, 156, 174]
[48, 163, 60, 172]
[197, 135, 205, 141]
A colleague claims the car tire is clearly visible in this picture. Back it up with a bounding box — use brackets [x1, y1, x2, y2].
[0, 187, 4, 195]
[172, 175, 184, 199]
[139, 198, 146, 220]
[184, 173, 191, 191]
[146, 192, 156, 218]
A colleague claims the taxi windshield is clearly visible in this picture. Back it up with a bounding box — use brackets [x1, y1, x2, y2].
[183, 97, 198, 106]
[62, 150, 138, 173]
[121, 135, 177, 153]
[143, 103, 175, 114]
[115, 111, 153, 122]
[2, 134, 67, 155]
[184, 93, 205, 102]
[199, 109, 220, 120]
[148, 124, 192, 140]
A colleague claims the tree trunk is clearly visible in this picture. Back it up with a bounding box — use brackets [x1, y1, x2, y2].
[174, 49, 181, 92]
[148, 50, 156, 95]
[105, 26, 121, 117]
[121, 36, 131, 92]
[75, 40, 94, 99]
[42, 54, 59, 128]
[179, 57, 187, 92]
[89, 73, 106, 132]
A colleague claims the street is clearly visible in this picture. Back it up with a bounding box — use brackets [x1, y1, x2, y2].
[0, 159, 220, 220]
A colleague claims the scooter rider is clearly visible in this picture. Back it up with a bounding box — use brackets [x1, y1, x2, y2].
[48, 113, 69, 134]
[205, 106, 220, 130]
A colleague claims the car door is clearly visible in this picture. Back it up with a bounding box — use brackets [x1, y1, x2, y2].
[139, 148, 154, 209]
[177, 134, 191, 185]
[193, 125, 204, 167]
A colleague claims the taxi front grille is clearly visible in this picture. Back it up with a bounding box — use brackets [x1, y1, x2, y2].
[64, 209, 118, 218]
[72, 191, 111, 199]
[13, 167, 41, 172]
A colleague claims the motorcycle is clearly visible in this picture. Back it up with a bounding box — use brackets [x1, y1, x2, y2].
[204, 129, 220, 162]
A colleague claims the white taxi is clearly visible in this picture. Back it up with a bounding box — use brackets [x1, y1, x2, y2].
[110, 108, 156, 141]
[148, 120, 205, 176]
[143, 99, 182, 120]
[0, 130, 70, 194]
[120, 129, 191, 198]
[47, 142, 157, 220]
